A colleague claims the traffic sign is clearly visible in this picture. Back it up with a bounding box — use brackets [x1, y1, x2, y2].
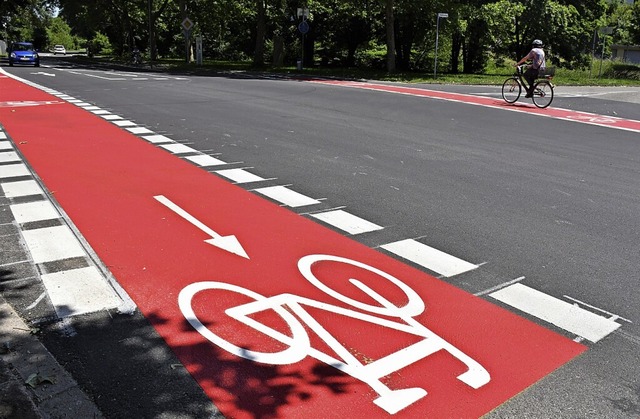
[298, 20, 310, 35]
[181, 17, 194, 32]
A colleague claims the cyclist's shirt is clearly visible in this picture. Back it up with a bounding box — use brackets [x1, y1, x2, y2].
[525, 47, 546, 70]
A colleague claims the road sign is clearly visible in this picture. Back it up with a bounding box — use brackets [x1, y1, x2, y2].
[181, 17, 194, 32]
[438, 13, 448, 18]
[298, 20, 310, 35]
[599, 26, 613, 35]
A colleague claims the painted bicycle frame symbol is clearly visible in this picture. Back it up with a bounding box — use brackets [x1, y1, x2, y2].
[179, 254, 490, 414]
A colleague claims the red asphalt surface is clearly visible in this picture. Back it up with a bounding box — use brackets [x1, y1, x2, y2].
[1, 73, 587, 418]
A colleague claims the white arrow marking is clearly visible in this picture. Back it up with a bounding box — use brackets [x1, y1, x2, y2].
[32, 72, 56, 77]
[154, 195, 249, 259]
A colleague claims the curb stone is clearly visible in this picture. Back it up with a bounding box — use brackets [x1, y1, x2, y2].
[0, 296, 103, 418]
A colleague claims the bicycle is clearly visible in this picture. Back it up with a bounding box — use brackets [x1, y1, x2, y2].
[502, 65, 555, 109]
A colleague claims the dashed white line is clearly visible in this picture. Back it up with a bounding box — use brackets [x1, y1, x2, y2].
[185, 154, 227, 167]
[310, 209, 383, 235]
[489, 283, 621, 343]
[112, 120, 136, 127]
[101, 114, 123, 120]
[160, 143, 199, 154]
[380, 238, 478, 277]
[215, 168, 265, 183]
[126, 127, 154, 135]
[254, 185, 321, 207]
[141, 134, 173, 144]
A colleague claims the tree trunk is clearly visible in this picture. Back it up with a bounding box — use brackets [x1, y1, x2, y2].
[385, 0, 396, 72]
[450, 31, 462, 74]
[253, 0, 266, 67]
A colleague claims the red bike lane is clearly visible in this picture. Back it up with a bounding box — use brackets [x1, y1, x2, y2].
[310, 79, 640, 134]
[1, 74, 586, 418]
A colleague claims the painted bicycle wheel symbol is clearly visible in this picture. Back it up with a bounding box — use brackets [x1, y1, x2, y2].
[179, 254, 490, 414]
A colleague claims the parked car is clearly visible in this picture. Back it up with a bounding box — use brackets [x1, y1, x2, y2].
[53, 44, 66, 55]
[8, 42, 39, 67]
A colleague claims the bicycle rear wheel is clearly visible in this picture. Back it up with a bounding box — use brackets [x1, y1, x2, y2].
[532, 80, 554, 108]
[501, 78, 521, 103]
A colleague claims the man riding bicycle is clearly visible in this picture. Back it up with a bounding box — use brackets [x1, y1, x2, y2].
[516, 39, 546, 98]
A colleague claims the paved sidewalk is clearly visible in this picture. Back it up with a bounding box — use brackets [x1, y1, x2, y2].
[0, 296, 103, 418]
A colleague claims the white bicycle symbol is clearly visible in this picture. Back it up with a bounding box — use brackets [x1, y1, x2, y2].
[179, 254, 490, 414]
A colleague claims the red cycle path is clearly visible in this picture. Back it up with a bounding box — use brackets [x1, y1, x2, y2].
[310, 79, 640, 134]
[1, 74, 586, 418]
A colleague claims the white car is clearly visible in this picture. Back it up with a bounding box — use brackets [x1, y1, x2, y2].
[53, 45, 66, 55]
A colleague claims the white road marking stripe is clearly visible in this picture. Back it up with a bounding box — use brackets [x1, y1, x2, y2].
[562, 295, 632, 323]
[126, 127, 154, 135]
[254, 185, 321, 207]
[41, 266, 122, 317]
[0, 141, 12, 150]
[489, 283, 620, 343]
[21, 225, 87, 263]
[10, 200, 59, 223]
[0, 151, 20, 163]
[81, 106, 101, 111]
[112, 120, 136, 127]
[91, 110, 111, 115]
[1, 180, 44, 198]
[142, 134, 173, 144]
[215, 168, 265, 183]
[380, 238, 478, 277]
[0, 132, 7, 139]
[0, 163, 30, 179]
[101, 114, 123, 120]
[310, 209, 383, 235]
[185, 154, 227, 166]
[160, 143, 199, 154]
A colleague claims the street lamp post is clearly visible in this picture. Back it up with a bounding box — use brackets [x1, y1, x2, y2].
[434, 12, 448, 79]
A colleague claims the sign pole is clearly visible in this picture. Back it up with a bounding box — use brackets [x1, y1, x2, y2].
[434, 13, 448, 79]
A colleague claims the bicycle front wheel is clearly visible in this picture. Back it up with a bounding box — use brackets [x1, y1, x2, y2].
[501, 78, 521, 103]
[532, 80, 554, 108]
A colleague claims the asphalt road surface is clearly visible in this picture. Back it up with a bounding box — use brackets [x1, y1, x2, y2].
[1, 55, 639, 418]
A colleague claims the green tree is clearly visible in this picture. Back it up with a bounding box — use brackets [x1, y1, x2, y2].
[46, 17, 76, 50]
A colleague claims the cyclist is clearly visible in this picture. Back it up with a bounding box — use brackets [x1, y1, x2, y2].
[515, 39, 546, 98]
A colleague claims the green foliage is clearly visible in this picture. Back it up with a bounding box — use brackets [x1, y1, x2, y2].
[604, 61, 640, 80]
[88, 32, 113, 56]
[46, 17, 82, 50]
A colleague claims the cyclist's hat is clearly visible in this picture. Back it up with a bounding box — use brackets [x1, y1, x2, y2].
[532, 39, 544, 47]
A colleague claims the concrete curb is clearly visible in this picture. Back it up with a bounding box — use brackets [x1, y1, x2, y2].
[0, 296, 103, 418]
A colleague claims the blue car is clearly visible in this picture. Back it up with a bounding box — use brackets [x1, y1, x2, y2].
[9, 42, 40, 67]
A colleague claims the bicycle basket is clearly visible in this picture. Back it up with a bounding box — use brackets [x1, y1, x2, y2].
[538, 66, 556, 78]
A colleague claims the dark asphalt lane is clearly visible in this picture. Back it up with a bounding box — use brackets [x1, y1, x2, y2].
[2, 58, 639, 417]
